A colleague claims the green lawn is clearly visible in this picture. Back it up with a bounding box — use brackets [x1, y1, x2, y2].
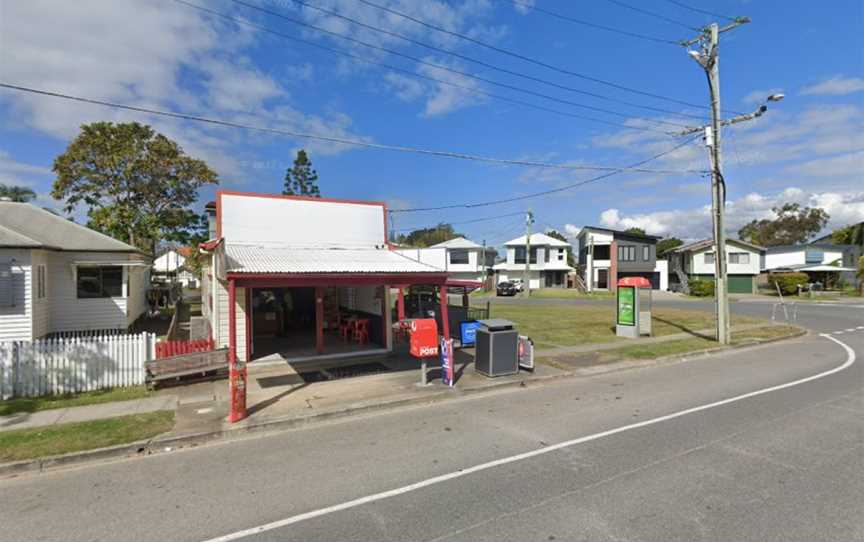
[487, 304, 762, 349]
[0, 411, 175, 462]
[0, 386, 153, 417]
[472, 289, 614, 301]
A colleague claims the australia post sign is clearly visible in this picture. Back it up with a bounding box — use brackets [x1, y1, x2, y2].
[409, 318, 439, 358]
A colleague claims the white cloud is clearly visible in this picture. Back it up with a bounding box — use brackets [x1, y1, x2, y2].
[0, 151, 51, 185]
[597, 188, 864, 240]
[564, 223, 581, 237]
[512, 0, 535, 14]
[791, 151, 864, 178]
[801, 75, 864, 96]
[383, 58, 486, 116]
[741, 88, 784, 105]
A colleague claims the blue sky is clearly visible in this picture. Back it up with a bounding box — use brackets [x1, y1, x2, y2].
[1, 0, 862, 246]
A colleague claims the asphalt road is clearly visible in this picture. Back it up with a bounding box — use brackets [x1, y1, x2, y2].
[0, 302, 862, 542]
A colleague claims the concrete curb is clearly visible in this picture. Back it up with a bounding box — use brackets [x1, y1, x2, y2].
[0, 326, 807, 479]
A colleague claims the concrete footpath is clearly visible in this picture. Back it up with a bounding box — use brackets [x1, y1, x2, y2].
[0, 395, 178, 433]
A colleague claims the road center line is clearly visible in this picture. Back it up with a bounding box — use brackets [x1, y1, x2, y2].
[202, 334, 857, 542]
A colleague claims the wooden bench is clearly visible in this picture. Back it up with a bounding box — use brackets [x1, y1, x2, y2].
[146, 348, 229, 383]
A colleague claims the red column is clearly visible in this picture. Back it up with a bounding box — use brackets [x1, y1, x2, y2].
[397, 286, 406, 321]
[440, 285, 450, 341]
[227, 279, 247, 423]
[315, 286, 325, 355]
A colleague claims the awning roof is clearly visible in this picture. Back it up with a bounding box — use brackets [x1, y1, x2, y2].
[225, 243, 446, 275]
[771, 264, 857, 272]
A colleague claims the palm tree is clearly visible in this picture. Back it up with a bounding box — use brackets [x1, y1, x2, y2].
[0, 183, 37, 202]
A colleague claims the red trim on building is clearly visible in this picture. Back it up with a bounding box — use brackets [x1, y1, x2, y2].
[245, 286, 252, 362]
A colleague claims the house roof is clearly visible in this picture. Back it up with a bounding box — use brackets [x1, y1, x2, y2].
[0, 202, 140, 253]
[765, 243, 859, 253]
[224, 243, 447, 274]
[672, 238, 765, 254]
[504, 233, 570, 247]
[430, 237, 483, 249]
[770, 263, 857, 272]
[579, 226, 661, 241]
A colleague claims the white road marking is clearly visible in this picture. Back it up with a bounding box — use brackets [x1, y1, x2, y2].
[846, 329, 857, 332]
[202, 334, 857, 542]
[835, 331, 844, 335]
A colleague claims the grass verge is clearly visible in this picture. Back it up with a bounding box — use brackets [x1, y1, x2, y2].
[0, 411, 174, 463]
[0, 386, 153, 417]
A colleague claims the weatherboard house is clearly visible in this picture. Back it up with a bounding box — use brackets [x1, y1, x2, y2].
[199, 190, 455, 364]
[0, 201, 150, 341]
[493, 233, 573, 289]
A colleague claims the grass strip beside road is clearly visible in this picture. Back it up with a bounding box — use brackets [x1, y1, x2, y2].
[540, 325, 801, 370]
[0, 411, 174, 463]
[0, 386, 153, 417]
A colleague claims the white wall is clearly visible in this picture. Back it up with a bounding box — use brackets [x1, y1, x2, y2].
[654, 260, 669, 291]
[764, 248, 846, 270]
[502, 245, 572, 272]
[215, 280, 247, 362]
[691, 245, 761, 275]
[220, 193, 386, 248]
[0, 249, 33, 341]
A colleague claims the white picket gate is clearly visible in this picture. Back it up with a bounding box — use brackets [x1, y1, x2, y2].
[0, 333, 156, 399]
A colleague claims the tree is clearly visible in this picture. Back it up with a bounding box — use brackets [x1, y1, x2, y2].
[0, 183, 37, 202]
[396, 223, 462, 247]
[283, 149, 320, 197]
[858, 255, 864, 296]
[738, 203, 829, 247]
[545, 229, 577, 267]
[51, 122, 218, 253]
[656, 237, 684, 257]
[831, 222, 864, 247]
[624, 227, 647, 236]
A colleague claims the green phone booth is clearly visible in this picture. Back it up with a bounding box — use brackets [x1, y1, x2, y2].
[616, 276, 652, 339]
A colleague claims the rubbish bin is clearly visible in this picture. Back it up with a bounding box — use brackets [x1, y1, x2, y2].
[475, 319, 519, 377]
[616, 277, 653, 338]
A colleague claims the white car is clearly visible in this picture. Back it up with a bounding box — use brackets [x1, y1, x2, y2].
[510, 279, 525, 292]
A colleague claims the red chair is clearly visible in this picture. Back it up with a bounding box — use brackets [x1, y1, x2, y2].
[353, 319, 370, 345]
[339, 319, 354, 341]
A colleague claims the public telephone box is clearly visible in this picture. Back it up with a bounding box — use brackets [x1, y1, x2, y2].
[616, 277, 653, 339]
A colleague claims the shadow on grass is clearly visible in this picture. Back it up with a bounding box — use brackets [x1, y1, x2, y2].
[651, 315, 715, 340]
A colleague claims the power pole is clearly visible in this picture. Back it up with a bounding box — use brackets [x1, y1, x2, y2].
[683, 18, 749, 345]
[523, 209, 534, 297]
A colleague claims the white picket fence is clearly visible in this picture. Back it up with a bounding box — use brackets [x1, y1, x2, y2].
[0, 333, 156, 400]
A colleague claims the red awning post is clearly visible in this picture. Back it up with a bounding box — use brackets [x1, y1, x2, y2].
[397, 286, 406, 321]
[227, 279, 247, 423]
[440, 285, 450, 341]
[315, 286, 325, 355]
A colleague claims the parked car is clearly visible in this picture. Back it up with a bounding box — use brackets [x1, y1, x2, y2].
[496, 281, 518, 296]
[510, 278, 525, 292]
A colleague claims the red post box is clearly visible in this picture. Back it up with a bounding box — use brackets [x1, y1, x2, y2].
[409, 318, 439, 358]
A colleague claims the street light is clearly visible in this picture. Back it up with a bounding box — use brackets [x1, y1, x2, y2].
[767, 93, 785, 102]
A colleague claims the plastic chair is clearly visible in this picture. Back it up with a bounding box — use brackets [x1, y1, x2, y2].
[353, 319, 370, 344]
[339, 319, 353, 341]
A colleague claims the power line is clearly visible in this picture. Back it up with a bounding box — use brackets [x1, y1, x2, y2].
[257, 0, 710, 118]
[0, 83, 706, 177]
[507, 0, 680, 45]
[352, 0, 700, 110]
[662, 0, 737, 22]
[175, 0, 687, 132]
[393, 211, 526, 233]
[392, 135, 704, 212]
[602, 0, 699, 30]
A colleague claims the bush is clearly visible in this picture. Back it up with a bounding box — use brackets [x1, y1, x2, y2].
[689, 278, 715, 297]
[768, 272, 809, 295]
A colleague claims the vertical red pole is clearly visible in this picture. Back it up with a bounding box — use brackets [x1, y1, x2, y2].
[397, 287, 406, 321]
[228, 279, 247, 423]
[440, 285, 450, 341]
[315, 286, 325, 355]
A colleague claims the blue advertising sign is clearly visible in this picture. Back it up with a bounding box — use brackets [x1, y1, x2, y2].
[459, 320, 481, 346]
[440, 337, 454, 387]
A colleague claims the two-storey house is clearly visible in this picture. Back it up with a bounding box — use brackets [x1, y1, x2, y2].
[576, 227, 663, 291]
[667, 238, 764, 294]
[395, 237, 494, 283]
[492, 233, 573, 289]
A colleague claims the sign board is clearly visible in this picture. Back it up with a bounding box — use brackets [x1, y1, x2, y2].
[440, 337, 454, 387]
[517, 335, 534, 371]
[617, 286, 635, 326]
[459, 320, 481, 346]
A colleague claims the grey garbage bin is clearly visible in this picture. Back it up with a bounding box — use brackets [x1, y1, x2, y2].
[475, 319, 519, 377]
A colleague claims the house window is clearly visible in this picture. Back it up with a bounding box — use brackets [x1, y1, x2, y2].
[514, 246, 526, 264]
[77, 266, 123, 298]
[729, 252, 750, 264]
[805, 250, 823, 264]
[704, 252, 715, 264]
[618, 245, 636, 262]
[642, 246, 650, 261]
[592, 245, 610, 260]
[449, 250, 469, 265]
[35, 264, 46, 299]
[558, 248, 565, 261]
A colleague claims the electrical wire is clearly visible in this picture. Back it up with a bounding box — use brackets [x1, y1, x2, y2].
[506, 0, 680, 45]
[392, 135, 704, 212]
[250, 0, 710, 118]
[662, 0, 737, 22]
[0, 83, 706, 176]
[175, 0, 688, 132]
[602, 0, 699, 30]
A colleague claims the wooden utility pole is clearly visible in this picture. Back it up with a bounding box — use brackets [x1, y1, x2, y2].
[523, 210, 534, 297]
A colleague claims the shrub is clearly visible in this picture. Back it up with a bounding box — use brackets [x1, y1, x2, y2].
[768, 272, 809, 295]
[689, 278, 715, 297]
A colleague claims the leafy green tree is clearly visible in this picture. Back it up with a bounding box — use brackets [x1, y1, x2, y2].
[545, 229, 576, 267]
[738, 203, 829, 247]
[624, 227, 647, 236]
[283, 149, 320, 197]
[51, 122, 218, 253]
[831, 222, 864, 247]
[656, 237, 684, 257]
[397, 223, 462, 247]
[0, 184, 37, 202]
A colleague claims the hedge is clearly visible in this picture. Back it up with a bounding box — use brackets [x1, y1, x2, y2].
[689, 278, 715, 297]
[768, 272, 809, 295]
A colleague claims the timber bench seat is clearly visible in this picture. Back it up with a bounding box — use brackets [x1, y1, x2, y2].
[146, 348, 229, 382]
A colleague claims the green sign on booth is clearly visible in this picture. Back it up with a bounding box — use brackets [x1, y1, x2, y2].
[617, 286, 635, 326]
